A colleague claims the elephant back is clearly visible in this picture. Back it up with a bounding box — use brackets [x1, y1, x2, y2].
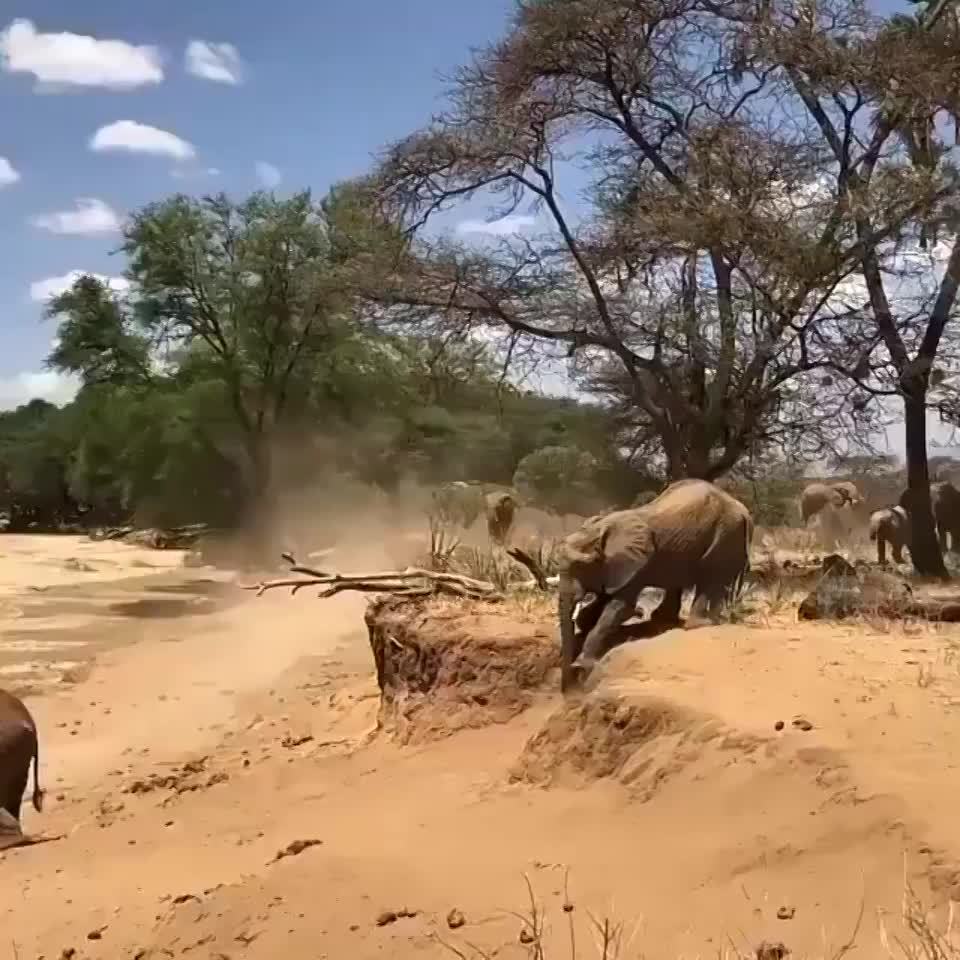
[633, 479, 751, 558]
[0, 690, 35, 730]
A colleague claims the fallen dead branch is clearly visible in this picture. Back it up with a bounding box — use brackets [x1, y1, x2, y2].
[507, 547, 550, 591]
[242, 555, 504, 601]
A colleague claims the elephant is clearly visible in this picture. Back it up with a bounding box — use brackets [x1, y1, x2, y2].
[0, 689, 44, 824]
[899, 481, 960, 553]
[868, 505, 911, 564]
[557, 478, 753, 692]
[485, 490, 517, 546]
[800, 480, 862, 551]
[431, 481, 484, 530]
[799, 481, 862, 523]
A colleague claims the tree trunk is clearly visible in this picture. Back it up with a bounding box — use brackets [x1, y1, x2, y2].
[904, 392, 948, 578]
[241, 432, 277, 567]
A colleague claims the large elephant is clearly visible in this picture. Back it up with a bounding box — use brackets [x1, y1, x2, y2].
[0, 689, 43, 824]
[557, 479, 753, 692]
[899, 481, 960, 553]
[869, 505, 911, 564]
[485, 490, 516, 546]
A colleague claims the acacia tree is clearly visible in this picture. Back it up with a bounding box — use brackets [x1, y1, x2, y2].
[368, 0, 934, 488]
[733, 0, 960, 574]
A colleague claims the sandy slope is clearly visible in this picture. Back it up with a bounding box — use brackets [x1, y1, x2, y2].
[3, 537, 960, 958]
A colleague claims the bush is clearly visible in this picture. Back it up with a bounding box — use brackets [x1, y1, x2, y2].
[513, 445, 603, 516]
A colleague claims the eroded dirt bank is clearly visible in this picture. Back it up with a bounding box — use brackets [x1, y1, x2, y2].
[6, 562, 960, 958]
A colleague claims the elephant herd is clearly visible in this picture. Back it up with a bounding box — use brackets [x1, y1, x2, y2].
[801, 478, 960, 565]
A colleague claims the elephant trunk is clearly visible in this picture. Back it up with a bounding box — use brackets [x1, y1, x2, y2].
[558, 572, 579, 693]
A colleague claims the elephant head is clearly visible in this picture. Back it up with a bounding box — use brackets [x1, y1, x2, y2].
[557, 515, 656, 690]
[831, 481, 863, 508]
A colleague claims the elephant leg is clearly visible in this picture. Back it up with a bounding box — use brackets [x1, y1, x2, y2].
[0, 728, 32, 824]
[688, 577, 733, 627]
[685, 588, 714, 629]
[878, 537, 887, 565]
[574, 593, 608, 638]
[0, 766, 26, 824]
[573, 589, 640, 678]
[892, 541, 903, 564]
[649, 588, 682, 626]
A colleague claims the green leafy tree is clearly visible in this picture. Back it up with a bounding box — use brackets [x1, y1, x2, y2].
[513, 445, 602, 516]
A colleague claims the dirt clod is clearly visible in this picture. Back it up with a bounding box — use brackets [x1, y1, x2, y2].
[776, 906, 796, 920]
[270, 838, 323, 863]
[446, 908, 466, 929]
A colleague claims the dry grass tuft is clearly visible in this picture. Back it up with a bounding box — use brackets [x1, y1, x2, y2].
[434, 873, 639, 960]
[422, 517, 562, 593]
[434, 876, 960, 960]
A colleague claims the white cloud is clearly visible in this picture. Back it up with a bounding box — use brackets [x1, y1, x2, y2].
[0, 370, 79, 411]
[185, 40, 243, 85]
[90, 120, 195, 160]
[30, 270, 130, 303]
[457, 214, 536, 236]
[0, 156, 19, 187]
[30, 197, 121, 235]
[0, 18, 163, 91]
[255, 161, 282, 188]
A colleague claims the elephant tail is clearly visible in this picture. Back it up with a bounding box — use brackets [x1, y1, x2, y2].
[31, 732, 43, 814]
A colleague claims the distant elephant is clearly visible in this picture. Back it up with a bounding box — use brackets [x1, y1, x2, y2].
[0, 689, 44, 824]
[869, 505, 911, 564]
[431, 481, 484, 529]
[485, 490, 516, 546]
[799, 481, 862, 523]
[899, 481, 960, 553]
[557, 478, 753, 692]
[800, 480, 862, 551]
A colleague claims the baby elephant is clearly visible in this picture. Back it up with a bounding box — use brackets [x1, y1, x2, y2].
[0, 689, 44, 823]
[869, 505, 911, 565]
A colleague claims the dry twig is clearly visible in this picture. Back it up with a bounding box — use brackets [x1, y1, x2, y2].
[242, 555, 503, 602]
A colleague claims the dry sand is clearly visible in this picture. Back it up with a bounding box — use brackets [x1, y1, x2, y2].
[1, 533, 959, 958]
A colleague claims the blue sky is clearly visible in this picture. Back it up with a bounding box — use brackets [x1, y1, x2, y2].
[0, 1, 516, 406]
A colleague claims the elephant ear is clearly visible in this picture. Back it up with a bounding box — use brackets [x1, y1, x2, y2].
[601, 519, 655, 594]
